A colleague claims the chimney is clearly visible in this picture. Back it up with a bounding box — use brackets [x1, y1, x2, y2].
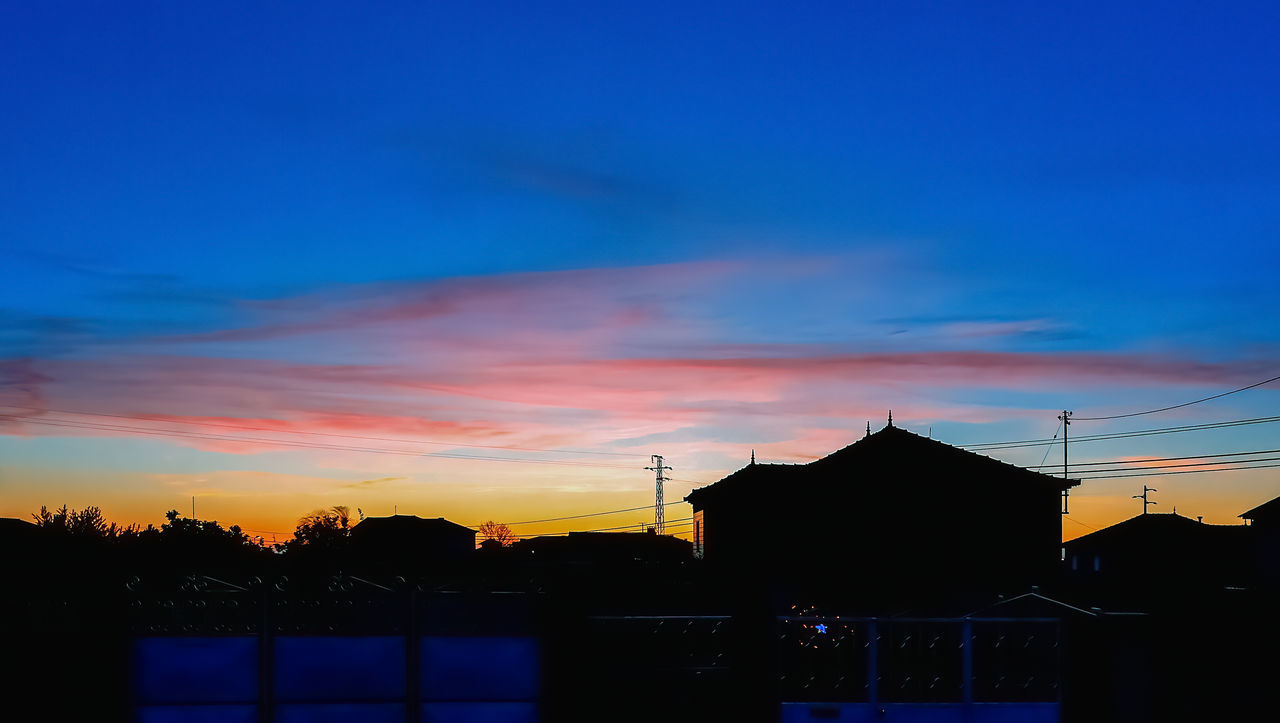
[1197, 516, 1203, 524]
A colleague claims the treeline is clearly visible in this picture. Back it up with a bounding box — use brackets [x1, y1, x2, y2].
[26, 504, 354, 553]
[11, 504, 380, 588]
[15, 505, 517, 582]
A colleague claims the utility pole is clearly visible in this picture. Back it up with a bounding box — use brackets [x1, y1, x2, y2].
[1133, 486, 1157, 514]
[645, 454, 672, 534]
[1058, 410, 1072, 514]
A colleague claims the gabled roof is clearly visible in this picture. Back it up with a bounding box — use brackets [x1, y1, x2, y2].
[1239, 495, 1280, 523]
[684, 424, 1076, 507]
[351, 514, 475, 537]
[683, 462, 796, 507]
[1063, 512, 1251, 549]
[812, 425, 1077, 488]
[966, 590, 1102, 618]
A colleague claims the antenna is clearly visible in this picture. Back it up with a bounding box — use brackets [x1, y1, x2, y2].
[1058, 410, 1072, 514]
[192, 496, 196, 519]
[645, 454, 672, 534]
[1133, 485, 1157, 514]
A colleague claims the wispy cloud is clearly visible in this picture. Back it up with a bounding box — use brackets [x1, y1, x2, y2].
[3, 258, 1274, 466]
[341, 476, 407, 490]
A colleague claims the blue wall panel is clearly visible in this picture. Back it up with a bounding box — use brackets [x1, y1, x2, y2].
[274, 636, 405, 702]
[135, 704, 257, 723]
[421, 637, 539, 701]
[133, 637, 258, 704]
[422, 702, 539, 723]
[275, 703, 405, 723]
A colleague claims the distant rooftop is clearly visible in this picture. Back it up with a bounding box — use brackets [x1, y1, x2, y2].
[351, 514, 474, 536]
[1239, 494, 1280, 523]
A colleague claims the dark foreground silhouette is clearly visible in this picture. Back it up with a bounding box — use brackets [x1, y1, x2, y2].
[4, 426, 1278, 721]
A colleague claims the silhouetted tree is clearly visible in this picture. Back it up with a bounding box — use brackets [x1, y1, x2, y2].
[31, 504, 134, 539]
[282, 505, 352, 554]
[479, 520, 516, 546]
[112, 510, 266, 579]
[31, 504, 71, 532]
[158, 509, 251, 545]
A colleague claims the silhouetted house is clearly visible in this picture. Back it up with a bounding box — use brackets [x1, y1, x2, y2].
[1241, 493, 1280, 587]
[0, 518, 42, 570]
[349, 514, 476, 570]
[1062, 512, 1254, 596]
[1240, 494, 1280, 528]
[0, 517, 39, 542]
[684, 423, 1077, 597]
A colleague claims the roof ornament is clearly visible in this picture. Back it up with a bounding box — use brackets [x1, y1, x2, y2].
[888, 410, 893, 427]
[865, 421, 871, 437]
[750, 449, 756, 465]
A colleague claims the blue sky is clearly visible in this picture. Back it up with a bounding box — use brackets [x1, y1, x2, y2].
[2, 1, 1278, 537]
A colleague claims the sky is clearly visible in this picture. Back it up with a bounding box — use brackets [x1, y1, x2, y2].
[2, 1, 1279, 542]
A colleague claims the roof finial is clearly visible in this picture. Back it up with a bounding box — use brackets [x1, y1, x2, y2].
[888, 410, 893, 427]
[750, 449, 756, 465]
[866, 421, 871, 437]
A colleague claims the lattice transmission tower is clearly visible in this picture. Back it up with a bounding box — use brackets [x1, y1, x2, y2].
[645, 454, 672, 534]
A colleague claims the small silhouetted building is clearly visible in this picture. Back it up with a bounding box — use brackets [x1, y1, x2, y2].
[513, 531, 691, 570]
[684, 423, 1077, 596]
[1240, 494, 1280, 528]
[349, 514, 476, 570]
[1062, 512, 1254, 594]
[0, 517, 38, 542]
[0, 518, 41, 571]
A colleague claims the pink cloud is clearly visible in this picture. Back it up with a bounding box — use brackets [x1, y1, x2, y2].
[3, 346, 1272, 458]
[4, 260, 1276, 462]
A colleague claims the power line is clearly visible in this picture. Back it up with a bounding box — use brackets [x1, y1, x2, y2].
[961, 415, 1280, 451]
[564, 516, 692, 534]
[485, 500, 685, 527]
[246, 503, 693, 536]
[501, 518, 695, 538]
[1027, 447, 1280, 470]
[1072, 373, 1280, 421]
[1063, 516, 1097, 531]
[1059, 455, 1280, 475]
[1076, 462, 1280, 480]
[0, 405, 644, 458]
[666, 418, 1280, 486]
[1037, 420, 1062, 469]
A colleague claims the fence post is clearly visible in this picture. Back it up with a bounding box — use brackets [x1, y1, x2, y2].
[260, 584, 273, 723]
[868, 619, 879, 710]
[407, 588, 419, 723]
[962, 619, 973, 710]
